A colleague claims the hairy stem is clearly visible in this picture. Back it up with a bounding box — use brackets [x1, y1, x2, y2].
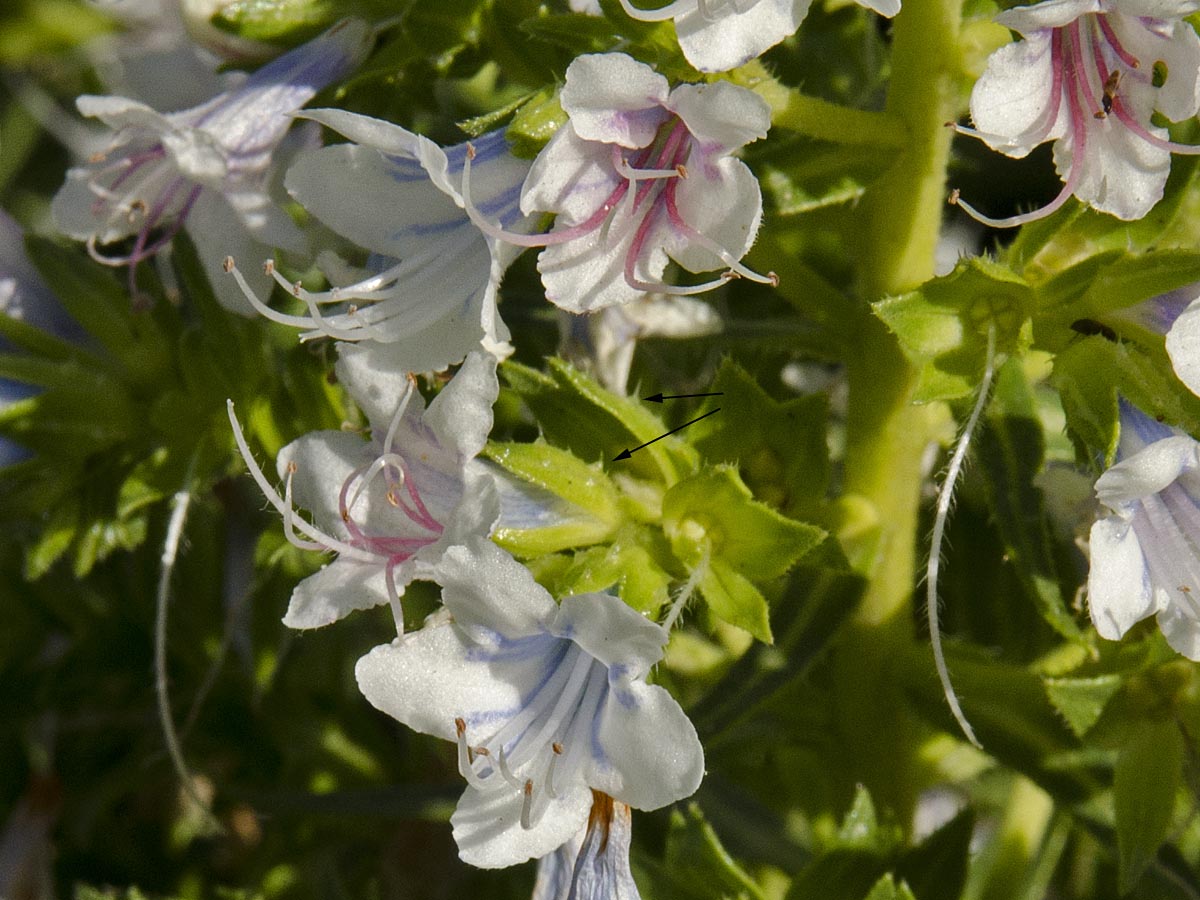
[832, 0, 965, 820]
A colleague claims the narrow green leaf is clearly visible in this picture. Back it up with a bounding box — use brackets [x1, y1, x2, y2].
[1114, 720, 1184, 893]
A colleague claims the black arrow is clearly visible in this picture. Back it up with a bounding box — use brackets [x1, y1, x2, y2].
[643, 391, 724, 403]
[614, 408, 721, 461]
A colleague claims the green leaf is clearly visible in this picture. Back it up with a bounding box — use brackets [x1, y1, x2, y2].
[1033, 249, 1200, 352]
[691, 358, 830, 515]
[485, 440, 623, 555]
[212, 0, 338, 41]
[1044, 675, 1124, 738]
[1114, 720, 1184, 893]
[1051, 336, 1200, 466]
[559, 527, 674, 614]
[838, 785, 893, 852]
[895, 809, 975, 900]
[504, 87, 568, 159]
[662, 466, 825, 579]
[699, 560, 773, 643]
[873, 257, 1033, 402]
[786, 850, 889, 900]
[760, 138, 894, 216]
[502, 358, 696, 485]
[640, 804, 766, 900]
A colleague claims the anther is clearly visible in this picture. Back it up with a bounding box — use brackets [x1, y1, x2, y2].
[263, 259, 275, 275]
[386, 490, 400, 507]
[948, 188, 961, 206]
[292, 281, 302, 297]
[223, 256, 234, 273]
[676, 164, 688, 178]
[466, 143, 477, 161]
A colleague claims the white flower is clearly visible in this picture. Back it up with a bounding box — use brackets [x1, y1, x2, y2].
[463, 53, 776, 314]
[1158, 284, 1200, 396]
[227, 112, 533, 371]
[52, 19, 370, 311]
[227, 345, 500, 633]
[355, 538, 705, 868]
[1088, 402, 1200, 658]
[533, 793, 642, 900]
[616, 0, 899, 73]
[953, 0, 1200, 226]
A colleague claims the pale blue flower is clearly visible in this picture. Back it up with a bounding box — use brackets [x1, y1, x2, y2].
[229, 112, 533, 372]
[52, 19, 370, 311]
[1088, 402, 1200, 658]
[355, 538, 704, 869]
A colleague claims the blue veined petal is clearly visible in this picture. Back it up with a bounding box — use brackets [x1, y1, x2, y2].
[190, 19, 372, 159]
[1089, 402, 1200, 657]
[533, 793, 642, 900]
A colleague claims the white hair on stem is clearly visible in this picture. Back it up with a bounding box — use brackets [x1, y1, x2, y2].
[926, 323, 998, 750]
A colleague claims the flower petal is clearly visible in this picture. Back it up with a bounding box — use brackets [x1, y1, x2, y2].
[675, 0, 810, 73]
[969, 33, 1062, 157]
[667, 157, 763, 275]
[588, 679, 705, 810]
[664, 81, 770, 153]
[283, 559, 392, 629]
[560, 54, 670, 148]
[356, 624, 536, 742]
[1095, 435, 1200, 507]
[451, 782, 592, 869]
[1166, 297, 1200, 398]
[436, 539, 557, 636]
[423, 351, 499, 461]
[1088, 516, 1158, 639]
[550, 593, 665, 675]
[1157, 602, 1200, 659]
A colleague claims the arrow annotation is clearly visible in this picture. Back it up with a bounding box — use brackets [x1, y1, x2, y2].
[642, 391, 724, 403]
[613, 408, 721, 461]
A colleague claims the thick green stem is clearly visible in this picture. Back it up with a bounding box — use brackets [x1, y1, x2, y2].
[831, 0, 964, 820]
[773, 92, 908, 148]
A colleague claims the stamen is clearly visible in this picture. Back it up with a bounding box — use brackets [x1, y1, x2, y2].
[1097, 14, 1140, 70]
[497, 748, 526, 790]
[226, 400, 378, 563]
[462, 143, 628, 248]
[1111, 97, 1200, 155]
[616, 0, 695, 21]
[545, 743, 563, 799]
[520, 780, 535, 830]
[283, 463, 326, 552]
[612, 145, 685, 182]
[456, 718, 490, 788]
[662, 182, 779, 287]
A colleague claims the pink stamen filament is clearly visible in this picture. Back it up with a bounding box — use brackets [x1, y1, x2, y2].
[462, 116, 777, 294]
[225, 400, 378, 564]
[955, 13, 1200, 227]
[1098, 14, 1140, 70]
